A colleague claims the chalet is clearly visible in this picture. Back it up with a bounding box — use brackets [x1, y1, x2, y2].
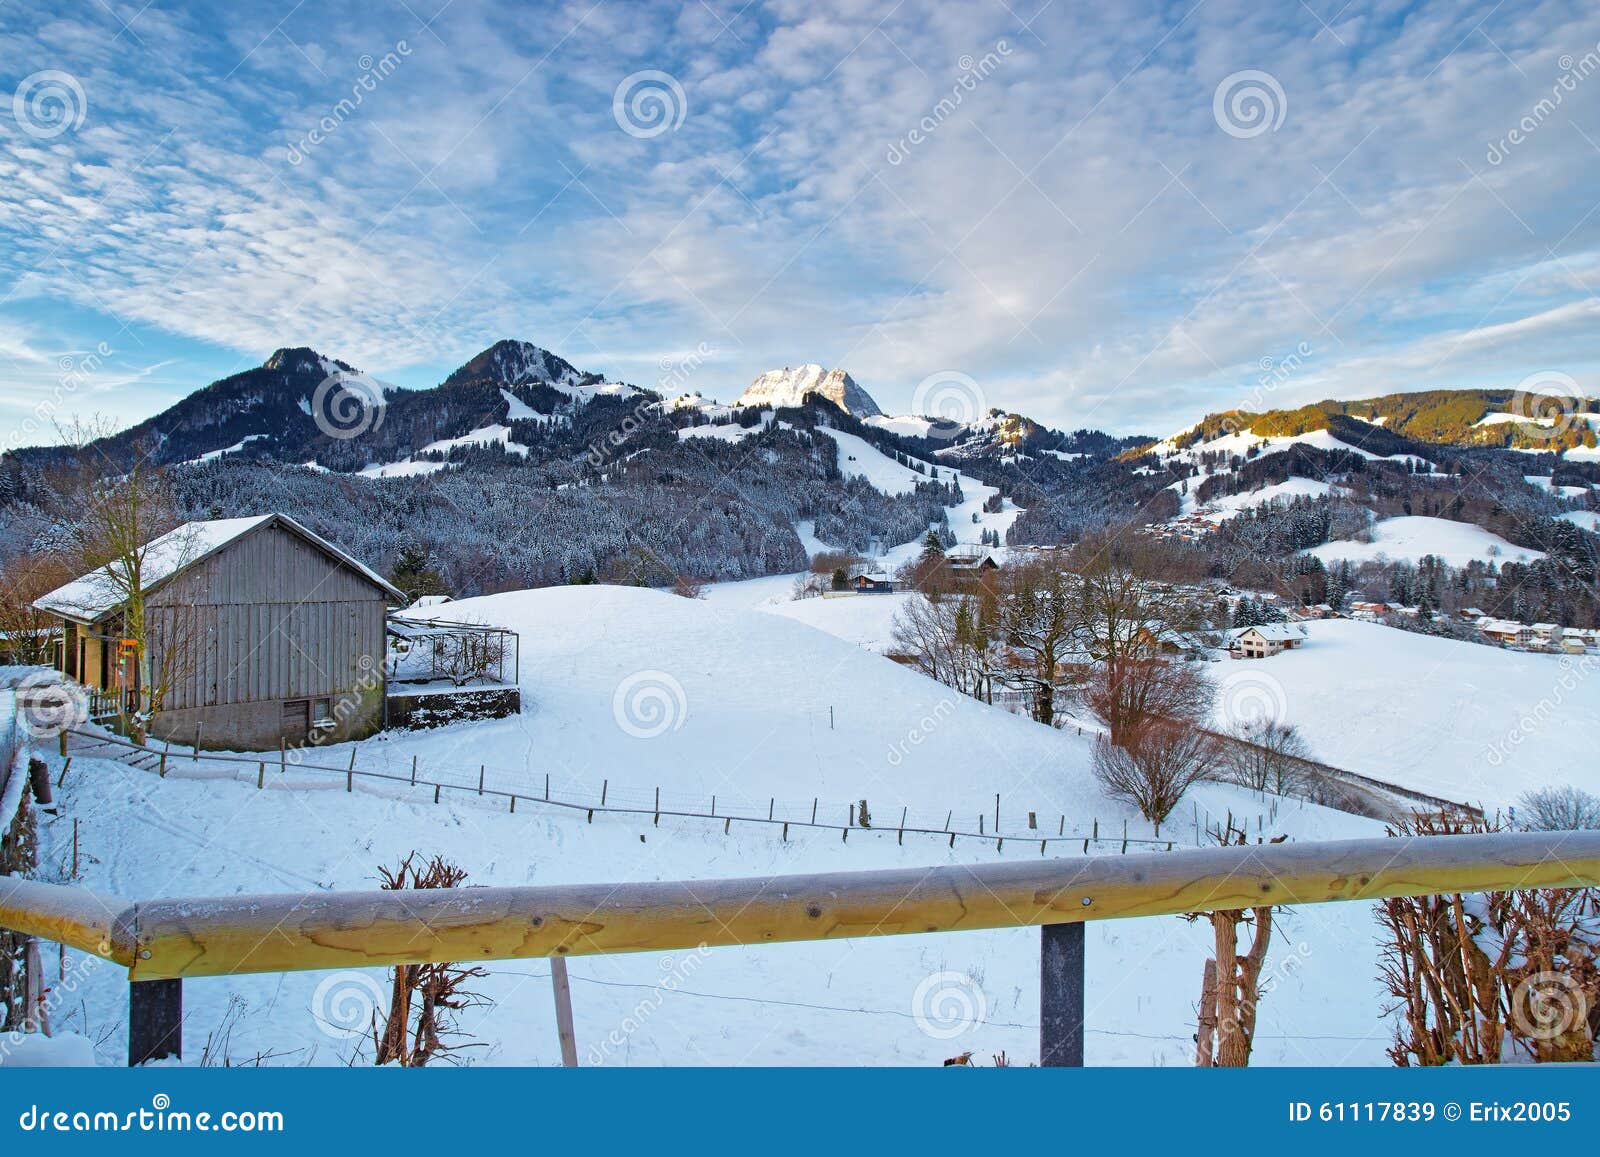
[853, 573, 899, 593]
[1348, 600, 1390, 620]
[946, 553, 1000, 588]
[34, 513, 404, 750]
[1477, 618, 1531, 647]
[1227, 623, 1307, 659]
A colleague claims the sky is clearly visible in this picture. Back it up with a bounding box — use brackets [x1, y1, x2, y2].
[4, 0, 1600, 438]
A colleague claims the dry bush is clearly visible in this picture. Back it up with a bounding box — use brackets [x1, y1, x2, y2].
[372, 852, 489, 1066]
[1091, 721, 1221, 825]
[1376, 813, 1599, 1066]
[1220, 720, 1311, 796]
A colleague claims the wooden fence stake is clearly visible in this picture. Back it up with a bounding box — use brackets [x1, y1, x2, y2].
[55, 757, 72, 788]
[943, 810, 952, 831]
[723, 817, 730, 835]
[434, 784, 441, 804]
[948, 832, 955, 848]
[1028, 811, 1037, 830]
[995, 793, 1000, 832]
[601, 778, 607, 806]
[768, 798, 774, 821]
[550, 956, 579, 1067]
[59, 731, 67, 757]
[811, 798, 818, 824]
[257, 762, 265, 790]
[411, 755, 417, 786]
[510, 796, 516, 813]
[781, 822, 788, 841]
[478, 765, 486, 796]
[586, 809, 593, 824]
[348, 749, 357, 793]
[160, 742, 170, 777]
[654, 787, 660, 826]
[544, 773, 549, 801]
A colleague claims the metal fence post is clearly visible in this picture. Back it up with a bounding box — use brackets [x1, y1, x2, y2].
[1040, 922, 1085, 1067]
[128, 978, 183, 1066]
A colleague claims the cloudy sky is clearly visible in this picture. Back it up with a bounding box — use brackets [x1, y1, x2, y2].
[3, 0, 1600, 436]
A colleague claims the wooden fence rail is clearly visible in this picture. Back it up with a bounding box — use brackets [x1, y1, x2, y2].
[2, 830, 1597, 1066]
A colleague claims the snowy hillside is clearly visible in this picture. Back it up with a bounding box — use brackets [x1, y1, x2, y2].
[29, 584, 1396, 1067]
[1206, 619, 1597, 806]
[1305, 515, 1545, 567]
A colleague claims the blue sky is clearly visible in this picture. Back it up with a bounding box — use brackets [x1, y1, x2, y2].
[4, 0, 1600, 437]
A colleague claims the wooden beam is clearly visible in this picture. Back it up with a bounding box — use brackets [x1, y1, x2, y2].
[128, 978, 182, 1066]
[120, 831, 1600, 980]
[1039, 922, 1084, 1066]
[0, 876, 133, 964]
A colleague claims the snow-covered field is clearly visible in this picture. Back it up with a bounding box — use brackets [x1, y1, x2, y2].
[1206, 619, 1599, 806]
[25, 585, 1398, 1068]
[1305, 515, 1544, 567]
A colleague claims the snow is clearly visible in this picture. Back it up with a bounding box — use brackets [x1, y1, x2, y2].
[1558, 510, 1600, 532]
[763, 591, 917, 652]
[1208, 619, 1600, 808]
[419, 423, 529, 457]
[184, 433, 267, 466]
[1305, 516, 1545, 567]
[678, 421, 757, 443]
[1197, 477, 1337, 522]
[31, 585, 1393, 1067]
[0, 1033, 99, 1067]
[1524, 474, 1589, 498]
[863, 414, 937, 439]
[500, 388, 541, 421]
[35, 515, 276, 621]
[357, 459, 449, 479]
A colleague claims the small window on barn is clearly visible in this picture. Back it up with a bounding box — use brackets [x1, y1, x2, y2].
[311, 698, 334, 734]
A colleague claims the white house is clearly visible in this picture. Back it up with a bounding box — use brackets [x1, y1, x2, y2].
[1227, 623, 1308, 659]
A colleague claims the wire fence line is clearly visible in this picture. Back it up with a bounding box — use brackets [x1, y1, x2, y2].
[56, 727, 1246, 856]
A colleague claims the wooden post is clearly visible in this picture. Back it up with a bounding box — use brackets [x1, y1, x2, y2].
[1195, 958, 1218, 1067]
[995, 793, 1000, 831]
[654, 786, 660, 825]
[768, 798, 774, 821]
[550, 956, 579, 1067]
[944, 810, 952, 831]
[411, 755, 417, 786]
[600, 779, 607, 806]
[72, 819, 79, 879]
[811, 798, 818, 824]
[1040, 922, 1085, 1067]
[159, 742, 169, 777]
[279, 739, 286, 776]
[257, 761, 265, 790]
[59, 731, 67, 758]
[479, 765, 486, 796]
[711, 795, 716, 817]
[22, 939, 44, 1033]
[1028, 811, 1037, 831]
[55, 757, 72, 788]
[544, 773, 549, 801]
[128, 978, 183, 1066]
[348, 749, 358, 793]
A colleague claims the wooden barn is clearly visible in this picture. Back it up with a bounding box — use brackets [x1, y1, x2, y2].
[34, 514, 404, 750]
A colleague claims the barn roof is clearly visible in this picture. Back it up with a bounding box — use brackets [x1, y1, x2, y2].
[34, 513, 404, 624]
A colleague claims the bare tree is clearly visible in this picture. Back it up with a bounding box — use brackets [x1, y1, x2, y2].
[1090, 721, 1221, 824]
[1517, 785, 1600, 831]
[0, 554, 75, 666]
[994, 558, 1080, 726]
[1084, 656, 1214, 747]
[1189, 820, 1276, 1067]
[890, 593, 999, 700]
[1220, 720, 1311, 796]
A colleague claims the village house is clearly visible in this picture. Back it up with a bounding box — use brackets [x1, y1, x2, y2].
[34, 513, 405, 750]
[853, 573, 899, 593]
[945, 552, 1000, 589]
[1477, 618, 1532, 647]
[1227, 623, 1308, 659]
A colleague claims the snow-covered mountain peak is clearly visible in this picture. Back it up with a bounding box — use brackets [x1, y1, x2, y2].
[734, 364, 883, 417]
[263, 347, 353, 378]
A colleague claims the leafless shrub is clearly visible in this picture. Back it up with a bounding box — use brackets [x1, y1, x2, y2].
[1220, 720, 1311, 796]
[1084, 657, 1214, 747]
[372, 852, 489, 1066]
[1091, 721, 1221, 825]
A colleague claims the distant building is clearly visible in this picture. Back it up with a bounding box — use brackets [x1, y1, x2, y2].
[946, 553, 1000, 588]
[1227, 623, 1308, 659]
[853, 573, 899, 593]
[34, 513, 404, 750]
